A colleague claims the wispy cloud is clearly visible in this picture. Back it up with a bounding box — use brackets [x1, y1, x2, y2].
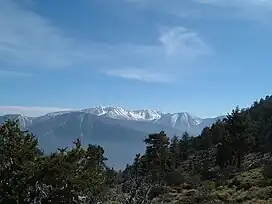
[0, 0, 90, 69]
[124, 0, 272, 22]
[196, 0, 272, 8]
[105, 26, 210, 82]
[123, 0, 202, 19]
[105, 67, 175, 83]
[0, 106, 73, 117]
[159, 26, 209, 57]
[0, 0, 210, 83]
[195, 0, 272, 20]
[0, 69, 35, 77]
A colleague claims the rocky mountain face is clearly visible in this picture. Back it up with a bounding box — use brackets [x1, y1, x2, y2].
[0, 106, 224, 168]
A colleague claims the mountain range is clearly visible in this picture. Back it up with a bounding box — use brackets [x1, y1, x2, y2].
[0, 106, 224, 168]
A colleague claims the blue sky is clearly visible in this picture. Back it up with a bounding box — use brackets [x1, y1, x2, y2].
[0, 0, 272, 118]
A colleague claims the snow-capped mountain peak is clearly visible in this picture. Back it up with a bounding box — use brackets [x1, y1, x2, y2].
[36, 105, 214, 130]
[154, 112, 203, 129]
[133, 109, 162, 120]
[177, 112, 203, 126]
[82, 106, 162, 121]
[80, 106, 205, 129]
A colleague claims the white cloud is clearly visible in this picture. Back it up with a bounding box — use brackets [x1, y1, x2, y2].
[0, 106, 73, 117]
[105, 67, 175, 83]
[159, 26, 209, 57]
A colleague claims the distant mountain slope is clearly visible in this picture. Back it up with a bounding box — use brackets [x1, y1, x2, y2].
[0, 106, 224, 168]
[40, 106, 224, 133]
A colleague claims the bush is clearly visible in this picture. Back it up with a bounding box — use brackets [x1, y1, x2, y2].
[228, 177, 241, 188]
[202, 180, 216, 192]
[165, 170, 185, 186]
[262, 162, 272, 179]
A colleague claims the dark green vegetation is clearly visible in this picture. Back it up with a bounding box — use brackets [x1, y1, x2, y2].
[2, 95, 272, 203]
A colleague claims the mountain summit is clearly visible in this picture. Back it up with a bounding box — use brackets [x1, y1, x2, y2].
[82, 106, 162, 121]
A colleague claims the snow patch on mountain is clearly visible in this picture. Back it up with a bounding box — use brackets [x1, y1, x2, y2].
[82, 106, 162, 121]
[154, 112, 203, 130]
[44, 110, 77, 118]
[80, 106, 206, 130]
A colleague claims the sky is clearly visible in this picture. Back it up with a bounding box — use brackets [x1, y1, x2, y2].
[0, 0, 272, 118]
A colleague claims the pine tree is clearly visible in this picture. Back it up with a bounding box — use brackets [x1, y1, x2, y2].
[201, 127, 213, 148]
[223, 107, 250, 168]
[144, 131, 170, 183]
[169, 135, 180, 169]
[180, 131, 190, 161]
[0, 120, 41, 203]
[210, 120, 225, 145]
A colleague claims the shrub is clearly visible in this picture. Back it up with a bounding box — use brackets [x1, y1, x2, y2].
[262, 162, 272, 179]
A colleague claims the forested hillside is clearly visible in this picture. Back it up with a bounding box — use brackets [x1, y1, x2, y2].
[2, 95, 272, 203]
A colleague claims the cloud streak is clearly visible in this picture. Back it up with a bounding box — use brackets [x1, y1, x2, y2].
[105, 67, 175, 83]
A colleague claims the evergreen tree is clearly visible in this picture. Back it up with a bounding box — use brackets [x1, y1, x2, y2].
[180, 131, 190, 161]
[0, 120, 41, 203]
[0, 120, 110, 203]
[182, 131, 190, 141]
[201, 127, 213, 149]
[144, 131, 171, 183]
[169, 135, 180, 169]
[210, 120, 225, 145]
[223, 107, 250, 168]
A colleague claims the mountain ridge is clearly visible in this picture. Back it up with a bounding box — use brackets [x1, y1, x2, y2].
[0, 106, 225, 168]
[0, 106, 225, 138]
[29, 105, 223, 129]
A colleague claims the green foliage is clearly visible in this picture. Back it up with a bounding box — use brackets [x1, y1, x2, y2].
[0, 120, 110, 203]
[143, 131, 171, 183]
